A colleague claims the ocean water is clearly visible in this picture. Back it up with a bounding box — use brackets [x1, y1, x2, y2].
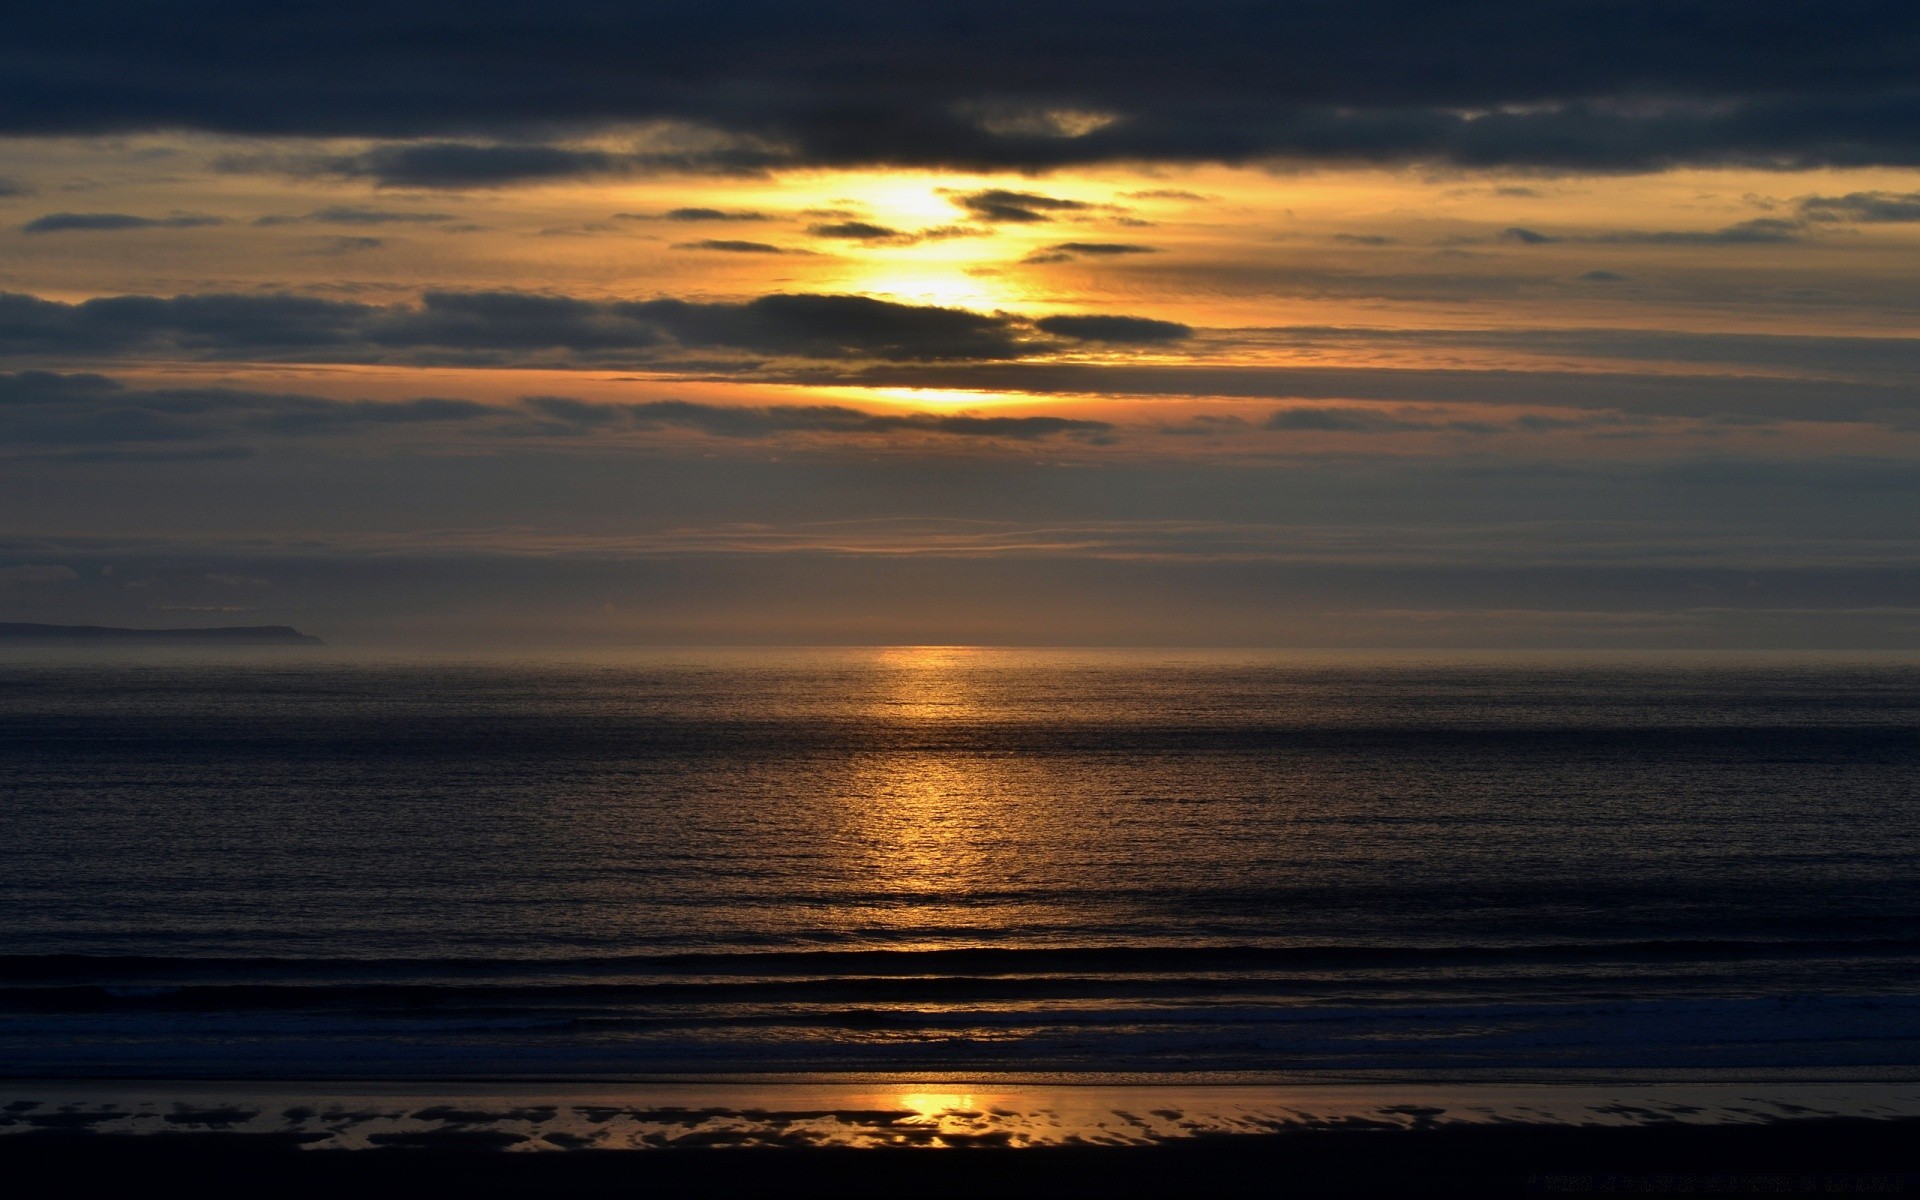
[1, 649, 1917, 1081]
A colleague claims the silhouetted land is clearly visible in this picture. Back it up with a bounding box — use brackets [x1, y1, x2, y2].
[1, 1119, 1914, 1199]
[0, 622, 321, 645]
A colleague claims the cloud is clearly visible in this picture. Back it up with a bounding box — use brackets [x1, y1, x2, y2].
[0, 371, 490, 449]
[671, 239, 794, 253]
[21, 212, 226, 233]
[1260, 406, 1636, 435]
[256, 138, 792, 188]
[913, 224, 992, 241]
[952, 189, 1090, 222]
[303, 235, 385, 254]
[0, 289, 1083, 364]
[1048, 242, 1157, 255]
[301, 143, 636, 188]
[1500, 226, 1557, 245]
[1266, 407, 1423, 433]
[1034, 314, 1191, 344]
[807, 220, 908, 241]
[810, 359, 1920, 426]
[0, 177, 32, 197]
[299, 206, 456, 225]
[625, 293, 1032, 360]
[0, 371, 1110, 452]
[654, 207, 770, 222]
[17, 3, 1920, 175]
[1607, 218, 1806, 245]
[804, 220, 987, 246]
[1025, 241, 1158, 262]
[1798, 191, 1920, 223]
[1502, 218, 1806, 246]
[601, 400, 1111, 441]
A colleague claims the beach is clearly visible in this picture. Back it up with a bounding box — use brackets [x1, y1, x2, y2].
[3, 1079, 1915, 1197]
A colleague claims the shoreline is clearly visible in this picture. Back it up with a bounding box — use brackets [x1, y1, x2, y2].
[3, 1080, 1915, 1199]
[5, 1077, 1917, 1149]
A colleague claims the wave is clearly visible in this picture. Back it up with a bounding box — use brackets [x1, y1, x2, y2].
[4, 936, 1918, 982]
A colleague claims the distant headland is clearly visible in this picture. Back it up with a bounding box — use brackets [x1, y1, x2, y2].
[0, 622, 323, 646]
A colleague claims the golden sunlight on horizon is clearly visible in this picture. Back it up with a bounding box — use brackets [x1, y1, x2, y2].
[835, 264, 1027, 312]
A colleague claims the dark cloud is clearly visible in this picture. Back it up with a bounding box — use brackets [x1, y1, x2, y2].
[1266, 407, 1432, 433]
[1260, 406, 1634, 435]
[0, 371, 1109, 452]
[624, 294, 1031, 360]
[953, 189, 1090, 222]
[1026, 241, 1158, 262]
[655, 207, 770, 221]
[9, 3, 1920, 174]
[1502, 218, 1806, 246]
[807, 220, 907, 241]
[0, 177, 32, 197]
[1578, 269, 1628, 282]
[0, 289, 1070, 364]
[807, 360, 1920, 426]
[914, 224, 992, 241]
[21, 212, 226, 233]
[19, 4, 1920, 177]
[1034, 314, 1191, 344]
[297, 143, 635, 188]
[1798, 191, 1920, 222]
[0, 292, 373, 356]
[303, 235, 385, 254]
[1501, 226, 1557, 245]
[300, 206, 456, 225]
[671, 239, 793, 253]
[1606, 218, 1806, 245]
[0, 370, 485, 450]
[267, 141, 793, 188]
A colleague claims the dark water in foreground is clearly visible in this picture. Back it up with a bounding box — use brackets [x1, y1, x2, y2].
[2, 650, 1917, 1079]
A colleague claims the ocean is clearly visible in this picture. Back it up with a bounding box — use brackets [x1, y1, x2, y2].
[3, 649, 1917, 1082]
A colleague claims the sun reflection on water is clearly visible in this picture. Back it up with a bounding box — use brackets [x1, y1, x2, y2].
[831, 648, 1045, 934]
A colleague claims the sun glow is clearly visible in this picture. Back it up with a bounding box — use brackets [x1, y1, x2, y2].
[851, 387, 1038, 410]
[835, 262, 1027, 311]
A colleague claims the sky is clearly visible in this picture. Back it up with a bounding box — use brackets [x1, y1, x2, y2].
[3, 1, 1920, 647]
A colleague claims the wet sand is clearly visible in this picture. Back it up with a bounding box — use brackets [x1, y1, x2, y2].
[2, 1079, 1914, 1197]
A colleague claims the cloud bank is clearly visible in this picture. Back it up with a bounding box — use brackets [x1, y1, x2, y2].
[0, 290, 1188, 366]
[10, 2, 1920, 176]
[0, 371, 1113, 455]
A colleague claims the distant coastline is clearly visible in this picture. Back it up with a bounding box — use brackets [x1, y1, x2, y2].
[0, 622, 322, 646]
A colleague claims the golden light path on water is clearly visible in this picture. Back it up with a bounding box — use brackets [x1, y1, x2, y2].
[836, 647, 1054, 942]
